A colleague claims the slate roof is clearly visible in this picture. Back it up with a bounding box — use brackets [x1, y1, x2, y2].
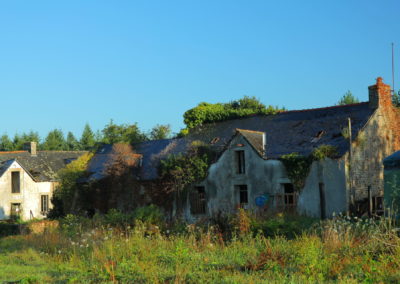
[383, 151, 400, 169]
[0, 151, 87, 182]
[187, 102, 374, 159]
[85, 144, 142, 182]
[86, 102, 376, 181]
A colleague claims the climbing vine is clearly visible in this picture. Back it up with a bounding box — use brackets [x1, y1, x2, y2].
[159, 141, 217, 192]
[280, 145, 338, 191]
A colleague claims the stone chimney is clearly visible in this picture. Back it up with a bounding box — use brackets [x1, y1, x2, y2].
[368, 77, 392, 109]
[23, 142, 37, 156]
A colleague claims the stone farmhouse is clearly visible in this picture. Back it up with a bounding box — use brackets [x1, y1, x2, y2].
[0, 142, 86, 220]
[86, 77, 400, 220]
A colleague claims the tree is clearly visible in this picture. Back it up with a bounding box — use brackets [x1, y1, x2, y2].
[150, 124, 171, 140]
[102, 120, 147, 144]
[12, 131, 40, 150]
[66, 132, 80, 150]
[42, 129, 66, 150]
[49, 152, 94, 217]
[80, 123, 96, 150]
[392, 90, 400, 107]
[337, 91, 360, 105]
[0, 134, 14, 151]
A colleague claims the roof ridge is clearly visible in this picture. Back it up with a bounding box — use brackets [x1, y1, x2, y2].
[0, 151, 27, 154]
[236, 128, 265, 134]
[282, 102, 369, 114]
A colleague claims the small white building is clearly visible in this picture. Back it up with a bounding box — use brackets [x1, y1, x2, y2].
[0, 142, 86, 220]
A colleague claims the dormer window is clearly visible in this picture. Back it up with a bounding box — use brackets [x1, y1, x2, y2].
[11, 171, 20, 193]
[235, 150, 245, 174]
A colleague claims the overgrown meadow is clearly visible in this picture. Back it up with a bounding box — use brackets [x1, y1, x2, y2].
[1, 208, 400, 283]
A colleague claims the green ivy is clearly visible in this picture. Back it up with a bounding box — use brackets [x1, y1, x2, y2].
[280, 145, 338, 191]
[179, 96, 285, 136]
[159, 141, 217, 191]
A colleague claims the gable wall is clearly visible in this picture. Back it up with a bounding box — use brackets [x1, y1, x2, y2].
[349, 106, 400, 202]
[0, 161, 54, 220]
[184, 135, 347, 221]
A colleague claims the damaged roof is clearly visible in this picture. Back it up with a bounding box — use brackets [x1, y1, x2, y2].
[187, 102, 374, 159]
[0, 151, 87, 182]
[85, 144, 142, 182]
[87, 102, 375, 181]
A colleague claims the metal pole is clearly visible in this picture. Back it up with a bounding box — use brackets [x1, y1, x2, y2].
[348, 117, 354, 213]
[392, 43, 395, 94]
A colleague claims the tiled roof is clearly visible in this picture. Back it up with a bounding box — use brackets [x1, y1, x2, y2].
[87, 102, 375, 181]
[0, 151, 87, 182]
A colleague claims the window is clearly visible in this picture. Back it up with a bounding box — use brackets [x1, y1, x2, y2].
[235, 150, 245, 174]
[41, 195, 49, 214]
[237, 185, 248, 205]
[10, 203, 21, 219]
[189, 186, 206, 215]
[319, 183, 326, 219]
[11, 171, 20, 193]
[283, 183, 296, 207]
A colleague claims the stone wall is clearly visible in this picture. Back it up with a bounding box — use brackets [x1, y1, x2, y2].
[349, 78, 400, 201]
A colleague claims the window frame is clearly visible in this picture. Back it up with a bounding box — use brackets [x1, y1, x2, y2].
[41, 195, 49, 214]
[237, 184, 248, 205]
[11, 171, 21, 194]
[189, 186, 206, 215]
[235, 150, 246, 174]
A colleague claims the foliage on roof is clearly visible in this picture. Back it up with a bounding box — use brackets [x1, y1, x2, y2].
[180, 96, 284, 135]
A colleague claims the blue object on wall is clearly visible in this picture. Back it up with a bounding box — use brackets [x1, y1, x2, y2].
[255, 194, 269, 207]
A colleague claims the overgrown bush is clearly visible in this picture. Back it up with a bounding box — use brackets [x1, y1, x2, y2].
[180, 96, 284, 135]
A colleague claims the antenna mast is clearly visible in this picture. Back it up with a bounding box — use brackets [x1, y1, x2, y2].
[392, 42, 395, 94]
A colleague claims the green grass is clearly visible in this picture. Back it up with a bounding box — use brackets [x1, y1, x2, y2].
[0, 213, 400, 283]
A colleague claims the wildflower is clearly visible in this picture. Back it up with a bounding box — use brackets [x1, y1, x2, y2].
[58, 250, 61, 254]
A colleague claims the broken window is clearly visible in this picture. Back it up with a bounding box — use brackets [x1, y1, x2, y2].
[236, 185, 248, 205]
[189, 186, 206, 215]
[41, 195, 49, 214]
[11, 171, 20, 193]
[283, 183, 297, 208]
[10, 203, 21, 219]
[235, 150, 245, 174]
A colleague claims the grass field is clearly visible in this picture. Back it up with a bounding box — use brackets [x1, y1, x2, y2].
[0, 211, 400, 283]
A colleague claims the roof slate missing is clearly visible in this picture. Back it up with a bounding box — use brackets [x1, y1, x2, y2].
[0, 151, 87, 182]
[86, 102, 376, 182]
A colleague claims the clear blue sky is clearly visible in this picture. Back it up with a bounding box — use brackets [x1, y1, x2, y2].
[1, 0, 399, 139]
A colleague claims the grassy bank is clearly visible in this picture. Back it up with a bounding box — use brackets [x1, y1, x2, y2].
[0, 212, 399, 283]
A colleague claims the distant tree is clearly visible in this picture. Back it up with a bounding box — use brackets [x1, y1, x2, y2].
[66, 132, 80, 150]
[102, 120, 147, 144]
[80, 123, 96, 150]
[392, 90, 400, 107]
[150, 124, 171, 140]
[337, 91, 360, 105]
[0, 134, 14, 151]
[12, 131, 40, 150]
[42, 129, 66, 150]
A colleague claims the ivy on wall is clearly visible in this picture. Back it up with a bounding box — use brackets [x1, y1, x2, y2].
[280, 145, 338, 191]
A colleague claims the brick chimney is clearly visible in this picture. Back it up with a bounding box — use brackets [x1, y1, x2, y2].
[368, 77, 392, 109]
[23, 142, 37, 156]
